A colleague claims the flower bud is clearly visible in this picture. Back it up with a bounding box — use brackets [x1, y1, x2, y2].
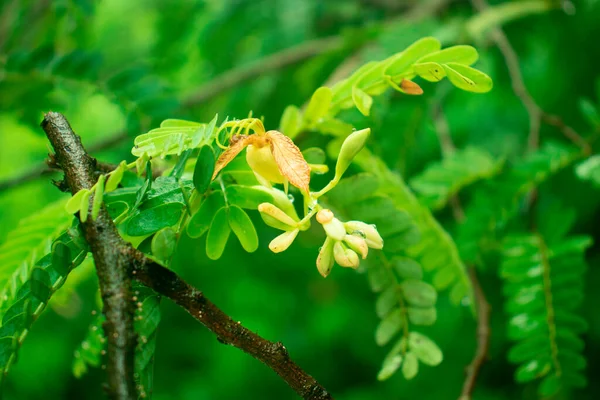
[343, 234, 368, 259]
[316, 209, 334, 224]
[317, 209, 345, 241]
[317, 237, 335, 277]
[258, 202, 298, 230]
[333, 242, 360, 269]
[344, 221, 384, 249]
[268, 229, 299, 253]
[334, 128, 370, 181]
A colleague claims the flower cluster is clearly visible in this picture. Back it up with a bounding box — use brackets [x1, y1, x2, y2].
[215, 120, 383, 278]
[315, 209, 383, 277]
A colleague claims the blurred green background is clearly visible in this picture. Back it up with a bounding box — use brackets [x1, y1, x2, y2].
[1, 0, 599, 399]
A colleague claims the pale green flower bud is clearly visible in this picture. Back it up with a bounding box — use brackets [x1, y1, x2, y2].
[316, 209, 346, 241]
[344, 221, 384, 249]
[333, 241, 360, 269]
[268, 229, 299, 253]
[334, 128, 370, 181]
[317, 237, 335, 277]
[258, 202, 298, 231]
[343, 234, 368, 259]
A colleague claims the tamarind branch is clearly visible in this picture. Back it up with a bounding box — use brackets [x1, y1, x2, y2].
[41, 111, 332, 400]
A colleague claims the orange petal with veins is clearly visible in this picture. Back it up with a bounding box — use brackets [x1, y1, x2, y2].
[267, 130, 310, 193]
[212, 136, 254, 179]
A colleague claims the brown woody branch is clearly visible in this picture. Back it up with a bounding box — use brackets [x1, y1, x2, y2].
[41, 111, 332, 400]
[42, 112, 137, 400]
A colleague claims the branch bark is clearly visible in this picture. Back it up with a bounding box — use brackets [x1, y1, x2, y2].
[41, 112, 137, 400]
[41, 111, 332, 400]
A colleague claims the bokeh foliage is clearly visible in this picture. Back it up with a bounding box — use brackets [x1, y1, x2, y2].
[1, 0, 600, 399]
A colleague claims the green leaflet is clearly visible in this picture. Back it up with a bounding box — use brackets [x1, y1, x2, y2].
[187, 191, 226, 238]
[206, 207, 231, 260]
[457, 142, 582, 265]
[353, 148, 474, 307]
[193, 145, 215, 194]
[132, 114, 218, 158]
[0, 200, 73, 313]
[104, 176, 193, 232]
[91, 174, 106, 221]
[408, 332, 443, 366]
[501, 232, 591, 396]
[441, 63, 493, 93]
[72, 312, 105, 378]
[415, 45, 478, 66]
[151, 227, 177, 264]
[302, 148, 327, 165]
[0, 231, 88, 384]
[227, 206, 258, 253]
[105, 161, 127, 192]
[409, 147, 502, 210]
[375, 309, 403, 347]
[126, 203, 184, 237]
[134, 285, 161, 399]
[224, 185, 274, 210]
[575, 155, 600, 187]
[279, 105, 302, 139]
[304, 87, 332, 125]
[66, 189, 90, 214]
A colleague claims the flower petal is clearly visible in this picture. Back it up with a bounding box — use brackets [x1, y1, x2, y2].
[267, 130, 310, 193]
[212, 136, 254, 179]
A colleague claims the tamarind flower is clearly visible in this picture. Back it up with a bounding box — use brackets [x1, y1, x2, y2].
[315, 209, 384, 277]
[212, 119, 311, 193]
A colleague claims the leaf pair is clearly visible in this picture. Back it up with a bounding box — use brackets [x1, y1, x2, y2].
[187, 190, 259, 260]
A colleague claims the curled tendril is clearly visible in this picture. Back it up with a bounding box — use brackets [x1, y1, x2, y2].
[215, 118, 266, 149]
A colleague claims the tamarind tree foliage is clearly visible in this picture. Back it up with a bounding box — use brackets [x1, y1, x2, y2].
[1, 0, 599, 399]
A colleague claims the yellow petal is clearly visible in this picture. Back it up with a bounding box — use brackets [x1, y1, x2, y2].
[246, 140, 285, 183]
[212, 136, 253, 179]
[266, 130, 311, 193]
[268, 229, 299, 253]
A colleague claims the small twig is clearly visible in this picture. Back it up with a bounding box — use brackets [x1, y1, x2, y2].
[0, 133, 129, 192]
[182, 36, 345, 108]
[41, 111, 332, 400]
[469, 0, 590, 155]
[459, 268, 491, 400]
